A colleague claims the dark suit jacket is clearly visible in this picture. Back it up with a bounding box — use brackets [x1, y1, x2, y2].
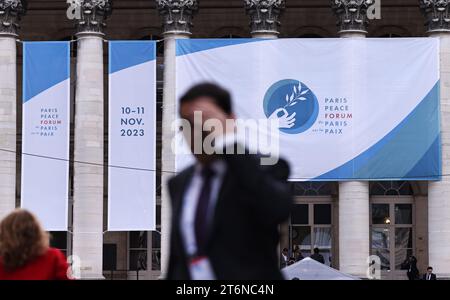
[166, 151, 292, 280]
[310, 253, 325, 264]
[422, 273, 437, 280]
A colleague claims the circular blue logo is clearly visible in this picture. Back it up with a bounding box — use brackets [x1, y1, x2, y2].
[263, 79, 319, 134]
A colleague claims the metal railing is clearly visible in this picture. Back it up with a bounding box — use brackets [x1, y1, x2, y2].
[103, 269, 142, 280]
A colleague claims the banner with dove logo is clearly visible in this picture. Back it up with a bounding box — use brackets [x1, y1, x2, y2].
[175, 38, 441, 181]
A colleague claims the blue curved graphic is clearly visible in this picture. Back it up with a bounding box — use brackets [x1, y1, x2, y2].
[176, 39, 266, 57]
[404, 136, 441, 180]
[313, 81, 441, 181]
[109, 41, 156, 74]
[263, 79, 319, 134]
[23, 42, 70, 103]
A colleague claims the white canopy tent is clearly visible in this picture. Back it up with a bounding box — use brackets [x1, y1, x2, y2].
[282, 257, 361, 280]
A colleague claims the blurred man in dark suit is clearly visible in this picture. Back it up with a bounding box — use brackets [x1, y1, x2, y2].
[166, 83, 292, 280]
[422, 266, 437, 280]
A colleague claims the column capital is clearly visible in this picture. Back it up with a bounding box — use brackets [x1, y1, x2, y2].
[244, 0, 285, 37]
[75, 0, 113, 35]
[331, 0, 374, 35]
[0, 0, 27, 36]
[419, 0, 450, 33]
[156, 0, 199, 35]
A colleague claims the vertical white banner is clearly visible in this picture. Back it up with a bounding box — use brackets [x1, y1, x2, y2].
[21, 42, 70, 230]
[108, 41, 156, 231]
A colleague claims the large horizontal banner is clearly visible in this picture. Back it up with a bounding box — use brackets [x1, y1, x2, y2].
[21, 42, 70, 230]
[108, 41, 157, 231]
[175, 38, 441, 181]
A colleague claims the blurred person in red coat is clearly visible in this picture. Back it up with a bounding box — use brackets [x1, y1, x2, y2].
[0, 209, 70, 280]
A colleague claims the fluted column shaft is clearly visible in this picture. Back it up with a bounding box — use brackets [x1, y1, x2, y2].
[419, 0, 450, 279]
[338, 182, 370, 276]
[428, 32, 450, 278]
[332, 0, 370, 277]
[72, 0, 111, 279]
[156, 0, 198, 279]
[0, 36, 16, 221]
[160, 32, 189, 278]
[0, 0, 26, 220]
[72, 35, 105, 279]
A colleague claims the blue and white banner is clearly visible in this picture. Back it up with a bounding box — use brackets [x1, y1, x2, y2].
[108, 41, 156, 231]
[175, 38, 441, 181]
[21, 42, 70, 230]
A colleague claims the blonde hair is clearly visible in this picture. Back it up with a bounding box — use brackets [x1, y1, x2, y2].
[0, 209, 49, 272]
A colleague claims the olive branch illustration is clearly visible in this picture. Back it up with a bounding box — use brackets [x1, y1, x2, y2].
[284, 83, 309, 108]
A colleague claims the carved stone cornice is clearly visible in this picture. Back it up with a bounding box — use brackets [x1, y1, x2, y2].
[0, 0, 27, 36]
[156, 0, 199, 35]
[419, 0, 450, 33]
[244, 0, 285, 36]
[75, 0, 112, 35]
[331, 0, 374, 34]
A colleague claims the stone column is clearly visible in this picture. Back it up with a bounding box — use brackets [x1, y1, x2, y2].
[0, 0, 26, 220]
[72, 0, 112, 279]
[337, 182, 370, 276]
[244, 0, 285, 264]
[420, 0, 450, 278]
[244, 0, 285, 38]
[156, 0, 198, 279]
[332, 0, 373, 277]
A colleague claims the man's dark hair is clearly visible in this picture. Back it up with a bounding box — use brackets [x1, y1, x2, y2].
[313, 247, 320, 254]
[427, 266, 433, 270]
[282, 248, 288, 252]
[180, 83, 232, 114]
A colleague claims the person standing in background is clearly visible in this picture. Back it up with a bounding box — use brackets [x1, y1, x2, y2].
[422, 267, 437, 280]
[405, 256, 419, 280]
[293, 245, 304, 262]
[0, 209, 70, 280]
[310, 247, 325, 264]
[281, 248, 289, 268]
